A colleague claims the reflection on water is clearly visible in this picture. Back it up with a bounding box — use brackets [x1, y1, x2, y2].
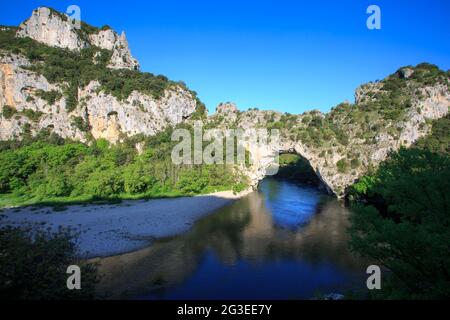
[95, 178, 369, 299]
[261, 178, 322, 229]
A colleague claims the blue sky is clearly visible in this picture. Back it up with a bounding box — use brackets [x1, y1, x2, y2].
[1, 0, 449, 114]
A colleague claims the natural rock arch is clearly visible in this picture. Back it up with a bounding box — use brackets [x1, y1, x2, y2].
[214, 80, 450, 198]
[243, 139, 336, 196]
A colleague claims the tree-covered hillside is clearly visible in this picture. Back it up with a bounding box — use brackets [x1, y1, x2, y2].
[0, 126, 248, 208]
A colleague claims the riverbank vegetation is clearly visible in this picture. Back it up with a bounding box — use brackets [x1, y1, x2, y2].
[0, 125, 248, 209]
[348, 115, 450, 299]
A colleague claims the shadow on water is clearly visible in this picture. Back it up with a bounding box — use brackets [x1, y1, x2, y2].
[95, 178, 370, 299]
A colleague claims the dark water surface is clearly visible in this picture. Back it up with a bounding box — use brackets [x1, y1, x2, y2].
[96, 178, 369, 299]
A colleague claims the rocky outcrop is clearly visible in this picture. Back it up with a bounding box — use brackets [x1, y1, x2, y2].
[398, 67, 414, 79]
[354, 82, 383, 104]
[16, 7, 88, 50]
[89, 29, 139, 70]
[216, 102, 238, 114]
[16, 7, 139, 70]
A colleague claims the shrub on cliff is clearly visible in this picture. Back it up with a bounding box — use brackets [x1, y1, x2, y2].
[414, 114, 450, 154]
[1, 105, 16, 119]
[71, 116, 90, 132]
[35, 89, 62, 105]
[336, 159, 349, 173]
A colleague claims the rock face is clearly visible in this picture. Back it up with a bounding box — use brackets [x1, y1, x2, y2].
[398, 67, 414, 79]
[16, 7, 139, 70]
[216, 102, 238, 114]
[354, 82, 383, 104]
[0, 53, 196, 143]
[89, 29, 139, 70]
[16, 7, 88, 50]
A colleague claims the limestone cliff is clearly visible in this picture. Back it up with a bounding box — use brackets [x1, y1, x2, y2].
[0, 53, 196, 143]
[16, 7, 139, 70]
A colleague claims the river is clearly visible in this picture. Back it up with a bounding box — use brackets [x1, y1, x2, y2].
[95, 178, 369, 299]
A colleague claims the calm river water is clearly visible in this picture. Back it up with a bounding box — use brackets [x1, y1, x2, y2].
[96, 178, 369, 299]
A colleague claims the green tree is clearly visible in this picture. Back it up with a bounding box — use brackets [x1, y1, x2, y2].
[349, 148, 450, 299]
[123, 162, 156, 194]
[177, 169, 208, 194]
[83, 168, 124, 198]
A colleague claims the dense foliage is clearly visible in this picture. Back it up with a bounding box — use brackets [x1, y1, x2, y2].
[1, 105, 15, 119]
[0, 126, 248, 208]
[0, 225, 98, 299]
[414, 113, 450, 154]
[348, 116, 450, 299]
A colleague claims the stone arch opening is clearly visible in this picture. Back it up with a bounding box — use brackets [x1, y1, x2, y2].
[274, 152, 324, 188]
[245, 140, 335, 196]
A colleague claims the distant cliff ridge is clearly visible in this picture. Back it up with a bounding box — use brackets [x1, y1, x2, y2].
[1, 7, 449, 197]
